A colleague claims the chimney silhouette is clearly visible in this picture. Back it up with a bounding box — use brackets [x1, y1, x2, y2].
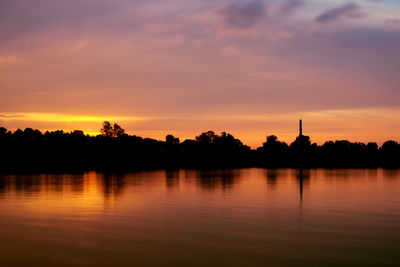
[299, 119, 303, 136]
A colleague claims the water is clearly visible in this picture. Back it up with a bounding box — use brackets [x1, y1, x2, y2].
[0, 169, 399, 266]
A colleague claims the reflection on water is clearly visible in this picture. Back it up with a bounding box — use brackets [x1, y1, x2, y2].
[194, 169, 240, 191]
[165, 170, 180, 189]
[0, 169, 400, 266]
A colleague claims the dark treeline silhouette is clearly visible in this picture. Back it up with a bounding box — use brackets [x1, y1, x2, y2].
[0, 121, 399, 172]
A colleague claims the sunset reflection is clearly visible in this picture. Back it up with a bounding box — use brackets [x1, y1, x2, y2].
[0, 169, 400, 266]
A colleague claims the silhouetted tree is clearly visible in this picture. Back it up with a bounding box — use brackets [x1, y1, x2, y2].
[367, 142, 378, 153]
[13, 129, 23, 136]
[166, 134, 180, 144]
[113, 123, 126, 137]
[0, 127, 7, 135]
[381, 140, 399, 153]
[101, 121, 126, 137]
[261, 135, 288, 167]
[381, 140, 400, 168]
[23, 128, 41, 137]
[71, 130, 85, 136]
[195, 131, 216, 144]
[101, 121, 113, 137]
[260, 135, 288, 167]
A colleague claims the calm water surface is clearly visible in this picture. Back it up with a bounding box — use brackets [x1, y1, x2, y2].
[0, 168, 399, 266]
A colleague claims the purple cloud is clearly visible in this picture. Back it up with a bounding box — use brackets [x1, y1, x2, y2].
[316, 3, 365, 23]
[280, 0, 304, 15]
[222, 1, 266, 28]
[0, 0, 141, 42]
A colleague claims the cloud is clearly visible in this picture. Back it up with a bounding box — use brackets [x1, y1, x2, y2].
[0, 114, 25, 118]
[70, 40, 88, 51]
[280, 0, 304, 15]
[221, 45, 240, 56]
[221, 1, 266, 28]
[0, 56, 25, 66]
[0, 0, 142, 43]
[385, 19, 400, 30]
[316, 3, 365, 23]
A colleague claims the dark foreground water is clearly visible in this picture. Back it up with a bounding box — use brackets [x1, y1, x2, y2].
[0, 169, 399, 266]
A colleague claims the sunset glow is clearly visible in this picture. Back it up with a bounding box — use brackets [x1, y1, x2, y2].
[1, 0, 400, 147]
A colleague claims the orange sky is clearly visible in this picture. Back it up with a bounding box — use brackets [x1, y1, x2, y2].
[1, 0, 400, 148]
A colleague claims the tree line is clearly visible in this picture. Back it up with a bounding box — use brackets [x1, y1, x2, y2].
[0, 121, 399, 172]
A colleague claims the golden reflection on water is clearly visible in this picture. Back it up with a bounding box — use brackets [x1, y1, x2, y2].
[0, 169, 399, 266]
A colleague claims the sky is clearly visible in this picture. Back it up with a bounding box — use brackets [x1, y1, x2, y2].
[1, 0, 400, 147]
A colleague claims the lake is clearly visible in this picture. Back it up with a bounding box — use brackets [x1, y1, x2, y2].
[0, 168, 399, 266]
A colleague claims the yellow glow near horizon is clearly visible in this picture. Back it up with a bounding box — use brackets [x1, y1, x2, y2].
[0, 112, 152, 123]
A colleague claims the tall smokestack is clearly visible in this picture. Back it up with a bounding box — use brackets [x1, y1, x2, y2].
[299, 119, 303, 136]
